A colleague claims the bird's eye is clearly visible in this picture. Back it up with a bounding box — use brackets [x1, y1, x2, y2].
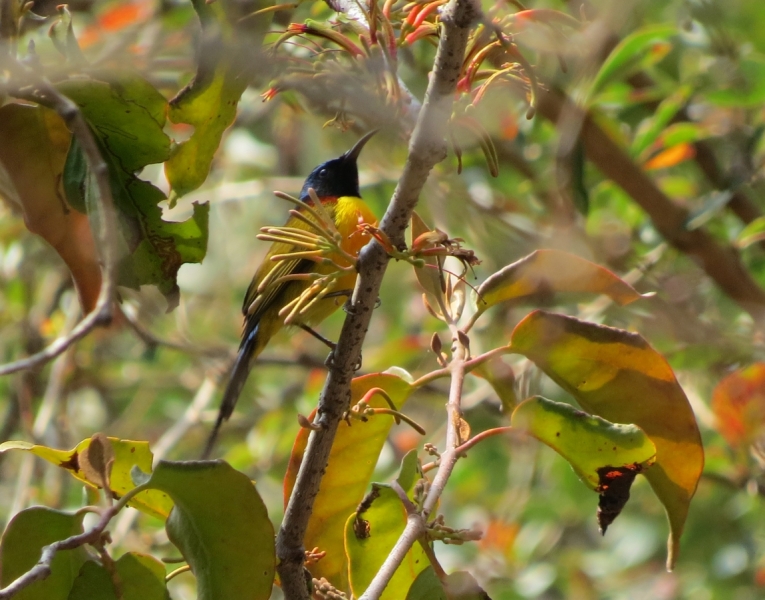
[318, 168, 328, 178]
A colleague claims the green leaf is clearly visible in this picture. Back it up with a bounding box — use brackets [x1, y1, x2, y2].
[115, 552, 169, 600]
[473, 249, 644, 318]
[67, 561, 116, 600]
[283, 373, 414, 586]
[396, 449, 423, 495]
[510, 311, 704, 570]
[0, 507, 87, 600]
[345, 486, 428, 599]
[57, 75, 170, 172]
[632, 86, 692, 159]
[145, 461, 274, 600]
[68, 553, 168, 600]
[406, 567, 447, 600]
[165, 0, 272, 197]
[589, 25, 676, 97]
[56, 74, 209, 310]
[511, 396, 656, 490]
[0, 438, 174, 519]
[736, 215, 765, 249]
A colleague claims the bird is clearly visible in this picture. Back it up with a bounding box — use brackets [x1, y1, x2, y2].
[203, 131, 378, 457]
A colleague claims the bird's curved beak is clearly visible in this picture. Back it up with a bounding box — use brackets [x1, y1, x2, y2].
[344, 130, 378, 163]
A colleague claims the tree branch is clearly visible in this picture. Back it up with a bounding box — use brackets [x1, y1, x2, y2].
[535, 86, 765, 324]
[275, 1, 480, 597]
[359, 322, 469, 600]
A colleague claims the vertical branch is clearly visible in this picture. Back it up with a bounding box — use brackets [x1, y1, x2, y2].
[275, 1, 480, 598]
[359, 324, 468, 600]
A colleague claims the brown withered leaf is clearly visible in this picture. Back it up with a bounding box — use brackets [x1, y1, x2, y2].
[596, 463, 643, 535]
[0, 103, 101, 313]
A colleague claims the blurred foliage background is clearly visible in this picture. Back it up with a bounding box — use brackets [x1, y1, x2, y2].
[2, 0, 765, 598]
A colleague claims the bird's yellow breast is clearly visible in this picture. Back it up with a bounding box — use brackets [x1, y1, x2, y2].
[332, 195, 378, 258]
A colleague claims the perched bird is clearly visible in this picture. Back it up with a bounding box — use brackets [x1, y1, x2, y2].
[204, 132, 378, 456]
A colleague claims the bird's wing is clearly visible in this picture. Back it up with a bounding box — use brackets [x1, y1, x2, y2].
[240, 206, 332, 336]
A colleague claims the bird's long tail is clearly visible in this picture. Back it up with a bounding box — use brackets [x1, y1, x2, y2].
[202, 324, 260, 458]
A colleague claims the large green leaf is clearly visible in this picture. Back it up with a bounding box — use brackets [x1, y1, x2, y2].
[57, 75, 170, 171]
[145, 460, 274, 600]
[284, 372, 415, 586]
[58, 75, 209, 310]
[67, 553, 167, 600]
[346, 450, 428, 599]
[0, 438, 173, 519]
[589, 24, 676, 98]
[511, 396, 656, 490]
[67, 561, 115, 600]
[115, 553, 169, 600]
[0, 507, 87, 600]
[510, 311, 703, 569]
[165, 0, 272, 197]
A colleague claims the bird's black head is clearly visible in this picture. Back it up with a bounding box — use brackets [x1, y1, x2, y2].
[299, 131, 376, 202]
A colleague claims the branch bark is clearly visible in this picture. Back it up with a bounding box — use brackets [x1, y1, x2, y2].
[536, 86, 765, 324]
[275, 1, 480, 597]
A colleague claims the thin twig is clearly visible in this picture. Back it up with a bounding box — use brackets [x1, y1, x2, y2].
[359, 323, 469, 600]
[0, 57, 119, 377]
[275, 1, 480, 597]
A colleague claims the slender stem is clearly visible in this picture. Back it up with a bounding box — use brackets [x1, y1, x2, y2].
[359, 322, 469, 600]
[276, 1, 480, 597]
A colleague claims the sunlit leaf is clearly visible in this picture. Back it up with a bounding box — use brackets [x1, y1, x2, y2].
[736, 216, 765, 250]
[0, 438, 173, 519]
[0, 507, 87, 600]
[589, 24, 676, 97]
[145, 460, 274, 600]
[511, 396, 656, 490]
[510, 311, 703, 569]
[0, 103, 101, 313]
[284, 373, 414, 586]
[655, 122, 707, 151]
[473, 249, 644, 318]
[712, 363, 765, 449]
[632, 86, 692, 159]
[165, 0, 272, 197]
[346, 451, 428, 599]
[57, 75, 209, 310]
[643, 143, 695, 170]
[57, 75, 170, 172]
